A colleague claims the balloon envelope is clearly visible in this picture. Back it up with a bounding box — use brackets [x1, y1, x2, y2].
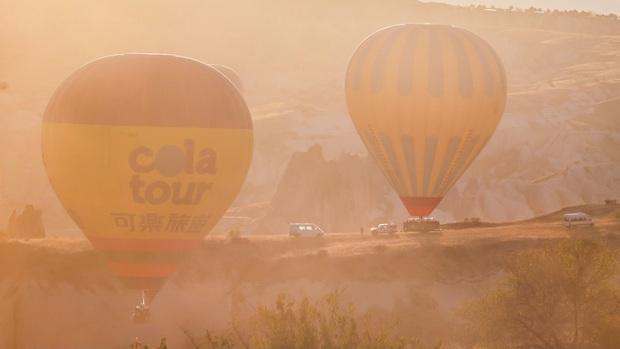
[212, 64, 243, 93]
[42, 54, 253, 294]
[345, 24, 507, 216]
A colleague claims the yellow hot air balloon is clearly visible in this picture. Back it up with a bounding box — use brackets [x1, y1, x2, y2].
[346, 24, 506, 216]
[42, 54, 253, 314]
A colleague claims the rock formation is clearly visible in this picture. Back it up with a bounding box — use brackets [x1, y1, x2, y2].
[7, 205, 45, 239]
[251, 144, 407, 233]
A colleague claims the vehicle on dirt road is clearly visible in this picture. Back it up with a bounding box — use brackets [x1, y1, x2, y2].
[403, 217, 440, 232]
[370, 223, 398, 235]
[562, 212, 594, 228]
[289, 223, 324, 237]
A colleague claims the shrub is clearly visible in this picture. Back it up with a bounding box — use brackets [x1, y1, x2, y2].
[182, 290, 435, 349]
[460, 239, 620, 349]
[252, 290, 415, 349]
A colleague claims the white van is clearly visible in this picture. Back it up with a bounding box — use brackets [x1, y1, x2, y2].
[562, 212, 593, 228]
[289, 223, 324, 237]
[370, 223, 398, 235]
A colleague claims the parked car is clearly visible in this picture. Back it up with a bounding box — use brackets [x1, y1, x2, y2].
[562, 212, 593, 228]
[403, 217, 440, 232]
[289, 223, 324, 237]
[370, 223, 398, 235]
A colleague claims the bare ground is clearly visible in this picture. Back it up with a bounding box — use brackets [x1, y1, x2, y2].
[0, 203, 618, 348]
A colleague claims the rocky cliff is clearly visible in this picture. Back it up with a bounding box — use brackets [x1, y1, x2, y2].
[249, 144, 407, 233]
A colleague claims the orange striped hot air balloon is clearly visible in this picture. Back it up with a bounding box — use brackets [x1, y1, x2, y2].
[42, 54, 253, 310]
[345, 24, 506, 217]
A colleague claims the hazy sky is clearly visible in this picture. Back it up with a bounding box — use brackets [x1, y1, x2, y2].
[425, 0, 620, 15]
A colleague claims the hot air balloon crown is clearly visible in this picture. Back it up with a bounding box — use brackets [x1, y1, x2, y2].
[43, 54, 252, 210]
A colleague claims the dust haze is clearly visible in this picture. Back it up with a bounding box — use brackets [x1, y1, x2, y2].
[2, 0, 619, 233]
[1, 1, 619, 348]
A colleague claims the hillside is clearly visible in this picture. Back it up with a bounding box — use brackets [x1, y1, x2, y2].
[231, 26, 620, 232]
[0, 204, 618, 348]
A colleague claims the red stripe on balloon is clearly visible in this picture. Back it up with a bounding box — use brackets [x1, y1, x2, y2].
[90, 237, 199, 252]
[109, 262, 177, 277]
[400, 196, 443, 216]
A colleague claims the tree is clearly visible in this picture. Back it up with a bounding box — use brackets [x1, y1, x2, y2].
[251, 291, 410, 349]
[181, 290, 433, 349]
[461, 239, 620, 349]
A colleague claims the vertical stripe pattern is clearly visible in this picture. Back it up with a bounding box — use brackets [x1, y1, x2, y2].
[398, 30, 418, 95]
[422, 136, 438, 196]
[345, 24, 507, 216]
[428, 30, 445, 97]
[401, 135, 418, 196]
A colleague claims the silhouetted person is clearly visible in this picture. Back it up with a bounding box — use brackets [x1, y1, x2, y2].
[360, 227, 364, 235]
[158, 338, 167, 349]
